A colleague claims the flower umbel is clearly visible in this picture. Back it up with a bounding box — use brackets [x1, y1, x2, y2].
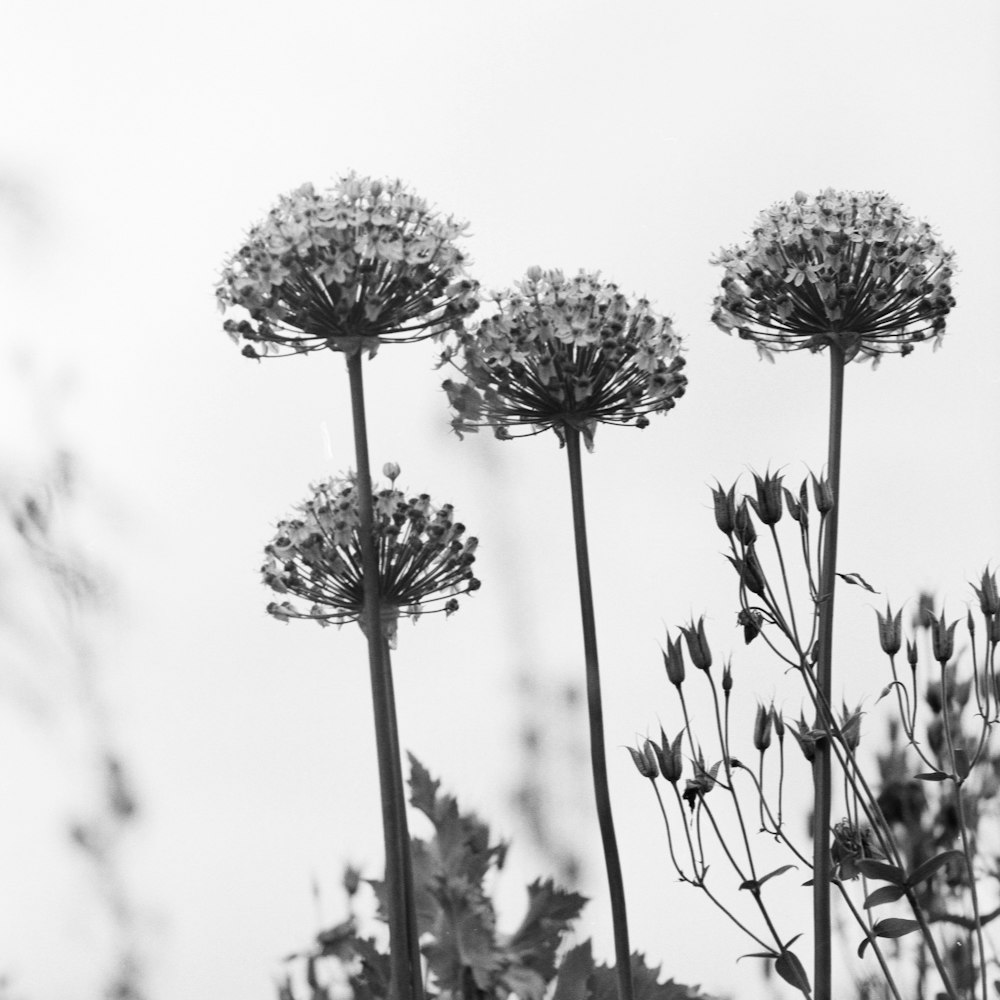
[442, 268, 686, 450]
[217, 174, 479, 358]
[711, 189, 956, 363]
[262, 472, 480, 644]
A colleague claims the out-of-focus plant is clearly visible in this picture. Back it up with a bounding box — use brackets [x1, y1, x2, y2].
[277, 756, 716, 1000]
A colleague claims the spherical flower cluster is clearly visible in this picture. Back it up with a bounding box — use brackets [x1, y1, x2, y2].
[262, 473, 480, 646]
[216, 174, 479, 358]
[441, 268, 686, 450]
[711, 190, 956, 363]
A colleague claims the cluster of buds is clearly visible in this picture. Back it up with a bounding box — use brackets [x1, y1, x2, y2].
[262, 472, 480, 645]
[441, 268, 686, 450]
[217, 174, 479, 358]
[711, 189, 956, 363]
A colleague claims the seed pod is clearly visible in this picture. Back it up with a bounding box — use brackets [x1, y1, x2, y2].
[628, 741, 659, 779]
[931, 614, 958, 664]
[733, 500, 757, 546]
[811, 474, 834, 515]
[751, 470, 784, 526]
[973, 568, 1000, 617]
[711, 482, 737, 536]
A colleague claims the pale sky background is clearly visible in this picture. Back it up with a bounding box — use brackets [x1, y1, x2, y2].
[1, 2, 999, 999]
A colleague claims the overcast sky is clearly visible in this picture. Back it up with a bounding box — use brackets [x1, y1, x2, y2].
[2, 2, 999, 999]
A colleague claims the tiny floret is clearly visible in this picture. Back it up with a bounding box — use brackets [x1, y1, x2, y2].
[711, 190, 956, 363]
[261, 473, 480, 645]
[217, 174, 479, 358]
[441, 268, 686, 451]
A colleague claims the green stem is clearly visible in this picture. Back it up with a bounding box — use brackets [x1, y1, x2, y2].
[813, 344, 846, 1000]
[565, 426, 634, 1000]
[346, 350, 423, 1000]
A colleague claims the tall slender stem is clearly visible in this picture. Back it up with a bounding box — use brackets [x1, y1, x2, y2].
[813, 344, 845, 1000]
[564, 426, 634, 1000]
[346, 350, 422, 1000]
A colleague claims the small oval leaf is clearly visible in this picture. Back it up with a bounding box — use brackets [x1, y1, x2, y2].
[854, 859, 907, 886]
[907, 849, 966, 888]
[757, 864, 796, 889]
[864, 885, 906, 909]
[775, 949, 812, 996]
[915, 771, 950, 781]
[874, 917, 921, 939]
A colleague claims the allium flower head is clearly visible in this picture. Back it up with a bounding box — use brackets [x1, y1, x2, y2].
[217, 173, 479, 358]
[441, 268, 686, 450]
[711, 189, 956, 363]
[262, 472, 480, 646]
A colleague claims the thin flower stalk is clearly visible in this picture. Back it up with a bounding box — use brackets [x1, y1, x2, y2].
[445, 268, 687, 1000]
[565, 426, 634, 1000]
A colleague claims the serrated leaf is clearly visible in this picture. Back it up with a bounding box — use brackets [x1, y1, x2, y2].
[854, 859, 907, 886]
[552, 940, 594, 1000]
[837, 571, 879, 594]
[774, 949, 812, 995]
[591, 952, 711, 1000]
[863, 885, 906, 909]
[504, 878, 588, 982]
[915, 771, 951, 781]
[907, 850, 966, 888]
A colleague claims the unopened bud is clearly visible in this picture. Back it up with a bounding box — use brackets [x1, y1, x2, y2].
[839, 702, 862, 752]
[876, 603, 903, 656]
[711, 482, 737, 536]
[930, 614, 957, 663]
[655, 728, 685, 784]
[382, 462, 401, 482]
[662, 635, 686, 687]
[973, 568, 1000, 617]
[750, 471, 784, 526]
[753, 703, 773, 752]
[771, 707, 785, 741]
[628, 740, 659, 779]
[812, 474, 834, 515]
[525, 264, 543, 282]
[733, 500, 757, 546]
[681, 617, 713, 671]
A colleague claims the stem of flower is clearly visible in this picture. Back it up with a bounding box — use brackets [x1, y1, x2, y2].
[813, 344, 846, 1000]
[564, 426, 634, 1000]
[346, 350, 423, 1000]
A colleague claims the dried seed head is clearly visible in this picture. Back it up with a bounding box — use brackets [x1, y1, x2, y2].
[627, 740, 660, 779]
[930, 613, 958, 664]
[751, 470, 784, 526]
[973, 568, 1000, 617]
[811, 473, 834, 515]
[662, 634, 686, 687]
[711, 481, 737, 536]
[733, 500, 757, 546]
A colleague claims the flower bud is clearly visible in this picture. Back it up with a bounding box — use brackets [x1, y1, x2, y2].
[876, 603, 903, 656]
[628, 740, 659, 779]
[662, 634, 686, 687]
[711, 482, 737, 536]
[655, 728, 685, 784]
[681, 617, 713, 670]
[382, 462, 401, 482]
[728, 550, 766, 597]
[525, 264, 543, 282]
[973, 568, 1000, 617]
[811, 474, 834, 515]
[753, 703, 773, 752]
[771, 706, 785, 741]
[733, 500, 757, 546]
[930, 613, 958, 664]
[750, 471, 784, 526]
[839, 702, 863, 752]
[737, 608, 764, 644]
